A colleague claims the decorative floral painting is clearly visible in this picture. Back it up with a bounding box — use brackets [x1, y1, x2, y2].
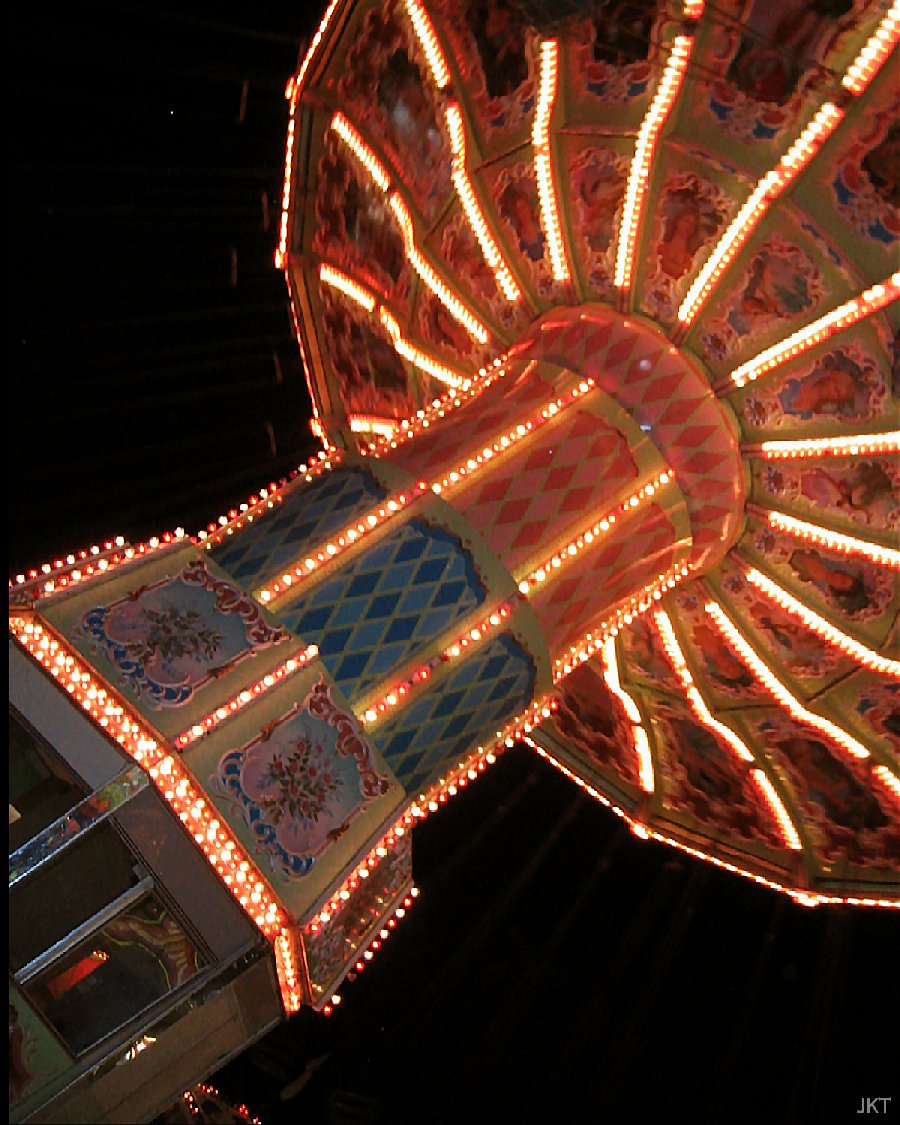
[741, 343, 889, 430]
[80, 561, 287, 707]
[217, 681, 392, 880]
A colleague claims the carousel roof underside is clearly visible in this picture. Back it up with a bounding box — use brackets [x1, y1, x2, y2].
[282, 0, 900, 904]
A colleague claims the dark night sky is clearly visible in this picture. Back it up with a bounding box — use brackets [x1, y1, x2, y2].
[9, 5, 898, 1124]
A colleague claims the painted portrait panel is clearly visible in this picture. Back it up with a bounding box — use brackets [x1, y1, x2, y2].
[337, 1, 452, 215]
[654, 702, 786, 849]
[700, 239, 822, 363]
[756, 713, 900, 867]
[757, 458, 898, 533]
[832, 108, 900, 244]
[753, 523, 895, 622]
[434, 0, 537, 134]
[740, 343, 891, 431]
[551, 661, 643, 789]
[706, 0, 860, 144]
[320, 289, 414, 420]
[642, 170, 729, 321]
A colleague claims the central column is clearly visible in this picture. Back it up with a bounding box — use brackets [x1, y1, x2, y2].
[209, 307, 742, 801]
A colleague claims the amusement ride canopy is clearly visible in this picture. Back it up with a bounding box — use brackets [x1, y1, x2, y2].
[10, 0, 900, 1019]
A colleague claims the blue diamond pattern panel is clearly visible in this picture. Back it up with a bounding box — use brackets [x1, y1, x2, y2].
[375, 633, 535, 795]
[279, 518, 487, 702]
[210, 467, 388, 589]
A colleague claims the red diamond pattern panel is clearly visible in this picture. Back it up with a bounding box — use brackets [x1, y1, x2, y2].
[529, 505, 681, 658]
[391, 361, 557, 482]
[516, 308, 743, 572]
[452, 408, 639, 574]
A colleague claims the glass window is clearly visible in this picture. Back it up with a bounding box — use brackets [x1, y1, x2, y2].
[10, 819, 141, 973]
[9, 708, 87, 855]
[25, 894, 205, 1056]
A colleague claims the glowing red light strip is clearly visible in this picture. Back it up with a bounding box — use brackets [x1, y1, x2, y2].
[173, 645, 320, 750]
[202, 453, 341, 551]
[379, 308, 472, 388]
[361, 601, 518, 725]
[749, 769, 804, 851]
[267, 383, 616, 680]
[552, 562, 694, 680]
[325, 110, 492, 345]
[331, 111, 392, 191]
[765, 509, 900, 569]
[11, 535, 185, 603]
[615, 36, 693, 294]
[259, 483, 429, 604]
[533, 40, 571, 282]
[407, 743, 504, 822]
[745, 568, 900, 678]
[275, 115, 297, 267]
[363, 357, 515, 462]
[295, 0, 342, 91]
[8, 615, 304, 1010]
[317, 263, 473, 389]
[320, 886, 420, 1015]
[842, 1, 900, 94]
[389, 192, 491, 343]
[261, 362, 560, 604]
[601, 637, 654, 793]
[653, 609, 754, 765]
[677, 101, 846, 329]
[704, 598, 870, 760]
[306, 815, 413, 929]
[653, 608, 803, 850]
[319, 262, 377, 311]
[524, 735, 614, 808]
[526, 735, 897, 907]
[728, 275, 900, 387]
[429, 375, 596, 498]
[348, 415, 398, 438]
[404, 0, 451, 88]
[755, 432, 900, 460]
[446, 102, 522, 302]
[872, 765, 900, 806]
[519, 470, 675, 590]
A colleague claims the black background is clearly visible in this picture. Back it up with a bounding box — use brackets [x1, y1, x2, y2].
[9, 5, 898, 1123]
